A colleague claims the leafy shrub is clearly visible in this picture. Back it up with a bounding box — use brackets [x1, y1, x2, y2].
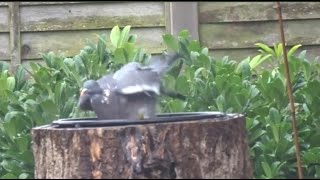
[0, 25, 320, 179]
[0, 25, 150, 179]
[160, 32, 320, 178]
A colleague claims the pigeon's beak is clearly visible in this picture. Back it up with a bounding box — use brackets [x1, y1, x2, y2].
[78, 88, 92, 110]
[80, 88, 88, 97]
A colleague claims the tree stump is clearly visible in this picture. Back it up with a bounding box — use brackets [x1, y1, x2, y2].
[31, 112, 252, 179]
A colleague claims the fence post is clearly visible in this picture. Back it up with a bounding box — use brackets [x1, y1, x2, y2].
[8, 2, 21, 74]
[165, 2, 199, 40]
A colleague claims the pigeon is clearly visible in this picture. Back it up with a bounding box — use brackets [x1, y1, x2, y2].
[78, 74, 126, 120]
[112, 51, 182, 119]
[78, 51, 183, 120]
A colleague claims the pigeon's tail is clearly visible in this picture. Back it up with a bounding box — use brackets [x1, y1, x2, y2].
[148, 52, 181, 76]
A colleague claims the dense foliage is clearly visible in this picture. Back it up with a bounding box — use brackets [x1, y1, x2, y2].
[0, 26, 319, 178]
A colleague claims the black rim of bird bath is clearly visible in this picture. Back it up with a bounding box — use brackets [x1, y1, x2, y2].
[51, 112, 242, 128]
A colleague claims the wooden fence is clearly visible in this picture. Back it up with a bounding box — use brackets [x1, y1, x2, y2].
[1, 2, 320, 74]
[1, 1, 168, 73]
[198, 2, 320, 60]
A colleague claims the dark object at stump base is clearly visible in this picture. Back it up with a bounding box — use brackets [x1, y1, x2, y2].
[32, 112, 252, 179]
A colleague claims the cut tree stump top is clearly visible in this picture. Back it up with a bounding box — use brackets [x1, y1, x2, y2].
[32, 112, 253, 179]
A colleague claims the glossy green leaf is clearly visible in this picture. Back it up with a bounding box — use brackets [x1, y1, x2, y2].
[2, 173, 17, 179]
[178, 30, 189, 39]
[163, 34, 178, 50]
[249, 54, 272, 70]
[255, 43, 275, 56]
[287, 44, 302, 58]
[216, 95, 225, 112]
[18, 173, 29, 179]
[110, 25, 121, 48]
[261, 161, 272, 178]
[119, 25, 131, 47]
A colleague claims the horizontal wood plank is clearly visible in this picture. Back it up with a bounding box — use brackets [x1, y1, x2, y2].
[200, 19, 320, 49]
[199, 2, 320, 23]
[20, 2, 95, 6]
[0, 2, 127, 7]
[0, 33, 9, 60]
[0, 2, 7, 6]
[19, 2, 164, 32]
[0, 7, 8, 32]
[20, 28, 166, 60]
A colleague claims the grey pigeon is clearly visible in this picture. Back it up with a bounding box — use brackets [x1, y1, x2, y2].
[112, 51, 182, 120]
[78, 51, 182, 120]
[78, 74, 127, 120]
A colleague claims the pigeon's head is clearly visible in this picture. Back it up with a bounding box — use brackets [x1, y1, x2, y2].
[78, 80, 103, 110]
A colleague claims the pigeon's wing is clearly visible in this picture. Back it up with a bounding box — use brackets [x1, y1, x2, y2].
[113, 63, 161, 95]
[90, 92, 128, 120]
[148, 52, 181, 76]
[96, 73, 117, 90]
[124, 93, 157, 120]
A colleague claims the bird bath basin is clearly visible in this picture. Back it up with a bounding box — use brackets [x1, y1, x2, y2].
[51, 111, 238, 128]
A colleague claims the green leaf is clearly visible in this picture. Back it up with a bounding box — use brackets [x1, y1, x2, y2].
[18, 173, 29, 179]
[168, 59, 183, 78]
[119, 25, 131, 47]
[302, 103, 310, 115]
[178, 41, 190, 63]
[94, 33, 107, 45]
[201, 48, 209, 56]
[40, 99, 58, 117]
[271, 161, 286, 176]
[175, 76, 189, 95]
[275, 43, 283, 60]
[97, 34, 107, 63]
[216, 95, 225, 112]
[190, 51, 199, 62]
[188, 40, 201, 52]
[269, 107, 281, 122]
[255, 43, 275, 56]
[162, 34, 178, 50]
[268, 108, 280, 143]
[128, 34, 137, 43]
[261, 161, 272, 178]
[15, 136, 30, 152]
[249, 54, 272, 70]
[1, 160, 14, 173]
[122, 42, 136, 61]
[250, 129, 266, 143]
[302, 60, 311, 80]
[16, 150, 35, 165]
[3, 121, 16, 141]
[168, 100, 186, 112]
[110, 25, 121, 48]
[298, 50, 307, 59]
[194, 67, 205, 78]
[113, 48, 127, 64]
[162, 75, 176, 91]
[178, 30, 190, 39]
[6, 77, 16, 91]
[287, 44, 302, 58]
[14, 66, 28, 91]
[236, 57, 251, 79]
[2, 173, 17, 179]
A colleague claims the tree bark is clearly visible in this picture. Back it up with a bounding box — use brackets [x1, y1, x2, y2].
[31, 114, 252, 179]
